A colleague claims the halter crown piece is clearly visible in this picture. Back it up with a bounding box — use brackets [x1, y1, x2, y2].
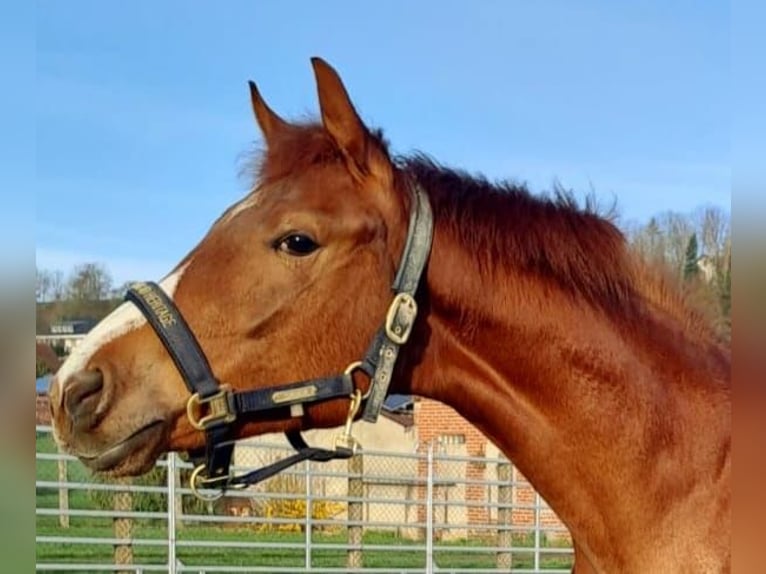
[125, 183, 433, 500]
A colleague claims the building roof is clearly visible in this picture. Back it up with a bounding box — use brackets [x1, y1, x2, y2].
[36, 375, 52, 395]
[50, 319, 97, 335]
[383, 394, 413, 412]
[380, 394, 414, 428]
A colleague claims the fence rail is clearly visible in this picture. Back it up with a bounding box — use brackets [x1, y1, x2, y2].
[36, 425, 573, 573]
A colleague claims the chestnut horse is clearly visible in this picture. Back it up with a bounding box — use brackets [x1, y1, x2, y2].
[50, 58, 730, 573]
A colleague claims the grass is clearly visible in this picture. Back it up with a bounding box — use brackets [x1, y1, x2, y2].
[37, 523, 572, 570]
[36, 432, 573, 571]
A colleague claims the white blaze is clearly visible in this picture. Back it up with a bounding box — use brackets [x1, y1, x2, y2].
[55, 262, 190, 391]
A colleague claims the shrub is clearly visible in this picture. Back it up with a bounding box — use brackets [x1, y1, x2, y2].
[250, 472, 344, 533]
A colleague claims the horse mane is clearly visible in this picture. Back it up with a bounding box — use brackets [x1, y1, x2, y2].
[399, 154, 636, 312]
[401, 155, 723, 345]
[251, 122, 720, 345]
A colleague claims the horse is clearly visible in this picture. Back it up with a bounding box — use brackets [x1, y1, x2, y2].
[49, 58, 731, 573]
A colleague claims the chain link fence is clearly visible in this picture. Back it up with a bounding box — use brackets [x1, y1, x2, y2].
[37, 426, 573, 573]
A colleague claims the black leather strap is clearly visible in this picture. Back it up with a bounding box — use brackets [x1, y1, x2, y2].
[229, 431, 353, 487]
[125, 282, 220, 398]
[233, 374, 353, 415]
[125, 282, 237, 481]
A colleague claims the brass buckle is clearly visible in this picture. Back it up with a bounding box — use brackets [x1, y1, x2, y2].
[385, 293, 417, 345]
[186, 387, 236, 431]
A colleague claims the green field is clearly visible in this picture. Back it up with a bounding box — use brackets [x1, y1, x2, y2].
[37, 522, 572, 571]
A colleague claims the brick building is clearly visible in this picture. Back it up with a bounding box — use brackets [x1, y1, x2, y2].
[413, 397, 569, 540]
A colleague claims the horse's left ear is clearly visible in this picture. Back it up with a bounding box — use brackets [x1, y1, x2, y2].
[249, 81, 290, 147]
[311, 57, 389, 181]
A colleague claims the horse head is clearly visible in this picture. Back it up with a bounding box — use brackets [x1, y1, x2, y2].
[50, 59, 423, 485]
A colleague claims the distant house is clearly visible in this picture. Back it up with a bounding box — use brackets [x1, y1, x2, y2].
[50, 319, 97, 335]
[696, 254, 718, 284]
[37, 319, 96, 356]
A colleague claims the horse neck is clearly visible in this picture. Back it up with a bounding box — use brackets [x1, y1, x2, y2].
[404, 212, 731, 570]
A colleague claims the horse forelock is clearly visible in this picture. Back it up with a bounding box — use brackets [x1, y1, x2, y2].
[244, 121, 391, 186]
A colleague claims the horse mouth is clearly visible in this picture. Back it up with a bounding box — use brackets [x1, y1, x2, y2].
[77, 420, 166, 474]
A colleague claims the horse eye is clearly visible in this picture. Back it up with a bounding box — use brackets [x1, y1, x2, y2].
[276, 233, 319, 256]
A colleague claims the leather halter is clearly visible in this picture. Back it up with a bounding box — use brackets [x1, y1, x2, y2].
[125, 183, 433, 499]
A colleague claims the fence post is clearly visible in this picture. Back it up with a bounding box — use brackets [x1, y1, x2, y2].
[425, 443, 434, 574]
[57, 458, 69, 528]
[534, 491, 542, 572]
[347, 452, 363, 570]
[305, 460, 312, 570]
[496, 459, 512, 570]
[167, 454, 177, 574]
[113, 477, 134, 573]
[174, 455, 184, 530]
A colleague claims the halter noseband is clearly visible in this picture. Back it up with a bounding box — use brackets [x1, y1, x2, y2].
[125, 183, 432, 499]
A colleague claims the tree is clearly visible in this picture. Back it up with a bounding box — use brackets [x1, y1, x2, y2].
[718, 246, 731, 319]
[110, 281, 135, 300]
[624, 207, 731, 342]
[626, 216, 666, 264]
[51, 270, 66, 301]
[695, 205, 730, 268]
[683, 233, 699, 282]
[657, 211, 694, 275]
[66, 263, 113, 301]
[36, 267, 52, 302]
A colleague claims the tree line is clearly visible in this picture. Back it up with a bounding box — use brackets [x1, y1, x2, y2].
[36, 205, 731, 341]
[36, 263, 128, 335]
[622, 205, 731, 341]
[36, 262, 127, 303]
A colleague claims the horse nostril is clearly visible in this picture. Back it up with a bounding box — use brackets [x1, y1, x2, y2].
[63, 370, 106, 430]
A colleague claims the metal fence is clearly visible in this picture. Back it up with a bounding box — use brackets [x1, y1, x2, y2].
[36, 425, 573, 573]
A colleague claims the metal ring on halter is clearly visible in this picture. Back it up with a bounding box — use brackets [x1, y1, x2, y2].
[189, 464, 226, 502]
[344, 360, 373, 400]
[344, 360, 363, 376]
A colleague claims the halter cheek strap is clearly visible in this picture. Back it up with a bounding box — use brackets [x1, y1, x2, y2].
[360, 184, 433, 421]
[125, 282, 359, 497]
[124, 182, 432, 499]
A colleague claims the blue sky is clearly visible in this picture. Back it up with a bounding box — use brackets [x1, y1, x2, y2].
[34, 1, 730, 285]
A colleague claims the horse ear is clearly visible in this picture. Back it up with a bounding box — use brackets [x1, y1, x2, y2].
[249, 81, 289, 146]
[311, 57, 382, 179]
